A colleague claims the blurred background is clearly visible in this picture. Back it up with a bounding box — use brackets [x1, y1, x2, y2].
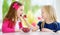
[0, 0, 60, 31]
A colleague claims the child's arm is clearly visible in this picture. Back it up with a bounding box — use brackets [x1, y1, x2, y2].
[20, 16, 31, 28]
[56, 30, 60, 33]
[23, 17, 39, 31]
[20, 16, 39, 32]
[2, 20, 15, 33]
[41, 28, 54, 33]
[32, 25, 39, 32]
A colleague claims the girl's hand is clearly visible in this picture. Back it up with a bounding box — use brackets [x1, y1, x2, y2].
[56, 30, 60, 33]
[41, 28, 54, 32]
[32, 26, 39, 32]
[32, 27, 38, 32]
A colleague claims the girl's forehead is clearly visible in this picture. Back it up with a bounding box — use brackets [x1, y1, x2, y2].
[19, 6, 24, 9]
[41, 8, 46, 12]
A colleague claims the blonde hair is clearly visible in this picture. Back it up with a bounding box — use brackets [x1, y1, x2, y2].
[41, 5, 57, 28]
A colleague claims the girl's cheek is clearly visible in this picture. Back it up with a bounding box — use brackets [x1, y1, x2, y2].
[20, 11, 23, 16]
[42, 14, 45, 19]
[17, 11, 21, 18]
[17, 13, 20, 18]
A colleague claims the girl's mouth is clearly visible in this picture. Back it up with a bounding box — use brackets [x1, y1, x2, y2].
[20, 14, 22, 16]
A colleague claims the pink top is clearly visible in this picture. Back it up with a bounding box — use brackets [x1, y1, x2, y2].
[2, 18, 23, 33]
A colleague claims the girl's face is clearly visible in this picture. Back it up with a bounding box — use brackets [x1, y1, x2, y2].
[16, 6, 24, 18]
[41, 8, 48, 20]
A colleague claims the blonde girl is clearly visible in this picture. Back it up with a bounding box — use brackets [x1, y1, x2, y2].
[37, 5, 60, 32]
